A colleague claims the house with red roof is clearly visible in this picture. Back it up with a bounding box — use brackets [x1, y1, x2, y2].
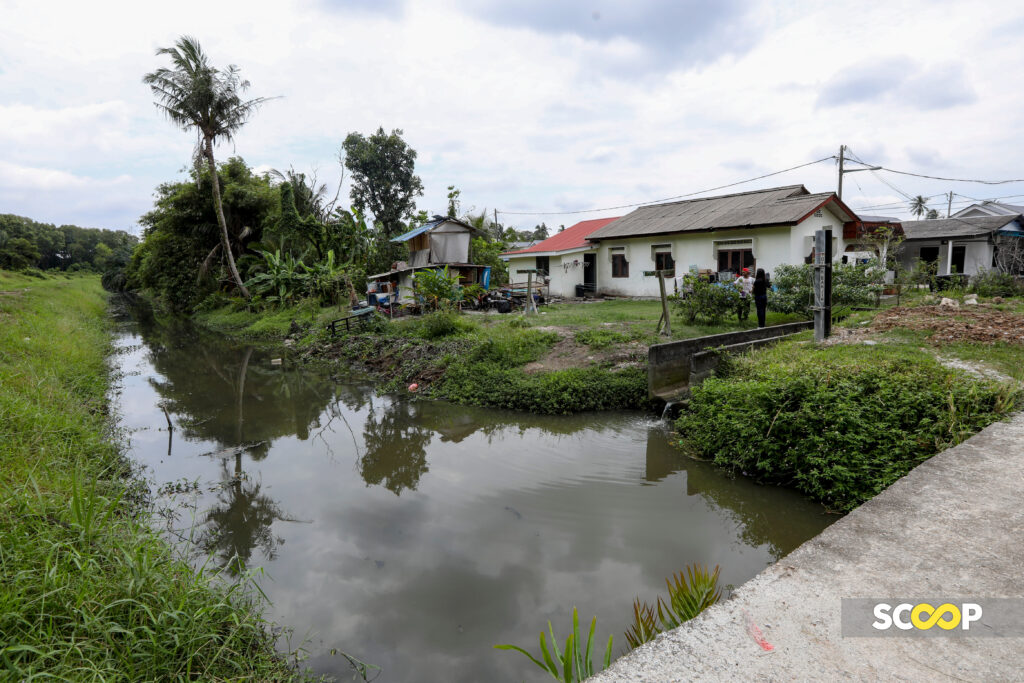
[500, 216, 620, 297]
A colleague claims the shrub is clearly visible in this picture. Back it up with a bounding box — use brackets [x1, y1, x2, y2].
[417, 310, 476, 339]
[575, 329, 631, 349]
[770, 262, 878, 319]
[675, 343, 1019, 511]
[971, 268, 1022, 298]
[674, 273, 741, 324]
[413, 265, 462, 311]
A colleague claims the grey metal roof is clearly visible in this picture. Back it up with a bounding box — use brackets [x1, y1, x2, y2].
[952, 201, 1024, 218]
[587, 185, 855, 239]
[901, 215, 1021, 240]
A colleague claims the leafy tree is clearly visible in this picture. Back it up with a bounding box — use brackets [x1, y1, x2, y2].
[0, 236, 40, 270]
[531, 222, 549, 241]
[144, 36, 274, 298]
[446, 185, 461, 218]
[129, 157, 277, 310]
[925, 208, 940, 219]
[909, 195, 929, 219]
[341, 127, 424, 238]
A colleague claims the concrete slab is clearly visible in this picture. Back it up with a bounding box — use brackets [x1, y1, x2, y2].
[590, 411, 1024, 682]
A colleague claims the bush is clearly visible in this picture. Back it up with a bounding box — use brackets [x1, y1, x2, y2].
[674, 273, 741, 324]
[575, 329, 631, 349]
[417, 311, 476, 339]
[675, 343, 1018, 511]
[971, 269, 1022, 298]
[771, 262, 878, 319]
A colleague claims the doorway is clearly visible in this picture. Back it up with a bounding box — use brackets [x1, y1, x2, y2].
[583, 253, 597, 293]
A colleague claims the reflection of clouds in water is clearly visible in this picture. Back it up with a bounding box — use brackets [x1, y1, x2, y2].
[113, 303, 834, 683]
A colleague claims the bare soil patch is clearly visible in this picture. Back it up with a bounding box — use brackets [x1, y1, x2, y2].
[869, 305, 1024, 345]
[523, 326, 645, 373]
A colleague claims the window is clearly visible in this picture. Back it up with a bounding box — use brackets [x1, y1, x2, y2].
[718, 249, 754, 274]
[612, 253, 629, 278]
[535, 255, 550, 274]
[920, 246, 939, 264]
[654, 251, 674, 273]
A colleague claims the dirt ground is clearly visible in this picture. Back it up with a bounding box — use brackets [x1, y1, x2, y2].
[869, 304, 1024, 345]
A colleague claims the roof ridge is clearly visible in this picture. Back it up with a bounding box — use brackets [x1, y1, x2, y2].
[632, 184, 807, 210]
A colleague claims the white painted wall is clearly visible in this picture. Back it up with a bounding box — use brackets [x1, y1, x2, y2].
[899, 239, 993, 276]
[506, 251, 593, 297]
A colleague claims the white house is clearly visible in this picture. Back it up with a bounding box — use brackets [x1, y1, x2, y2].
[952, 200, 1024, 218]
[898, 214, 1024, 276]
[582, 185, 860, 297]
[500, 216, 620, 297]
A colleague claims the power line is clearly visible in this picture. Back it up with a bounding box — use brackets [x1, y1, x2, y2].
[878, 167, 1024, 185]
[498, 156, 835, 216]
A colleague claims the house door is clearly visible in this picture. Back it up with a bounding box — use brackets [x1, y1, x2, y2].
[583, 253, 596, 291]
[951, 245, 966, 274]
[718, 249, 755, 274]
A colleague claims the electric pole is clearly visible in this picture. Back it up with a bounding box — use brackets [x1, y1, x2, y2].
[947, 191, 953, 218]
[836, 144, 881, 201]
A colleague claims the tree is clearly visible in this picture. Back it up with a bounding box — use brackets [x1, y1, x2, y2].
[909, 195, 929, 219]
[446, 185, 461, 218]
[926, 208, 940, 219]
[341, 127, 424, 238]
[531, 222, 549, 241]
[143, 36, 274, 298]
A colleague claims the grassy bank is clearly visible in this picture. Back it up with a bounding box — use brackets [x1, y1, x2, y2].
[0, 271, 298, 680]
[674, 301, 1024, 512]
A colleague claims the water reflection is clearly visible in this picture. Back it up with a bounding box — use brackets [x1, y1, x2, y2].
[111, 297, 836, 683]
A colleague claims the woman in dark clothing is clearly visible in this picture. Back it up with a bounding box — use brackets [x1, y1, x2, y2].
[753, 268, 769, 328]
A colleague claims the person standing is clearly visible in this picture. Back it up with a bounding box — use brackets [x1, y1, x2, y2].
[733, 268, 754, 321]
[753, 268, 769, 328]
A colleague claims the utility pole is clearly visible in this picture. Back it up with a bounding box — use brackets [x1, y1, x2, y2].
[494, 209, 499, 236]
[947, 191, 953, 218]
[836, 144, 881, 200]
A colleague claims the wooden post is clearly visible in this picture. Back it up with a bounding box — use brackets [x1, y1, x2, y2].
[644, 269, 673, 337]
[517, 268, 541, 315]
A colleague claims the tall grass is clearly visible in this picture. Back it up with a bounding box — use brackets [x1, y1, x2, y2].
[0, 272, 302, 680]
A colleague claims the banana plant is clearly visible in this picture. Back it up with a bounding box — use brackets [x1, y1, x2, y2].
[244, 248, 308, 305]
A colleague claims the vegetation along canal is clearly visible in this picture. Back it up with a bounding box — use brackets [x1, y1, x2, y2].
[112, 300, 835, 682]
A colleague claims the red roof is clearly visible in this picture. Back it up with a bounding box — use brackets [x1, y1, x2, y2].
[502, 216, 621, 256]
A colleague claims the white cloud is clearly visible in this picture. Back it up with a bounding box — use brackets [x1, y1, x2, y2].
[1, 0, 1023, 229]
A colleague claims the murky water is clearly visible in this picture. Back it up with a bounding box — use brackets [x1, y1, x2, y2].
[110, 299, 835, 682]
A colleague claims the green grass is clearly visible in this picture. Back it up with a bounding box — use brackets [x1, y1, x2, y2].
[0, 271, 302, 681]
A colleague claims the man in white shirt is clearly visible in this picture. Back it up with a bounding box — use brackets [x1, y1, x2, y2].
[733, 268, 754, 321]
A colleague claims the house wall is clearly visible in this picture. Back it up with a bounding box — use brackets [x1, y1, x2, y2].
[899, 239, 993, 276]
[592, 206, 849, 297]
[506, 252, 592, 297]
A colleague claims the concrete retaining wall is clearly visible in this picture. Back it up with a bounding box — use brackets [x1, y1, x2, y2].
[648, 321, 813, 399]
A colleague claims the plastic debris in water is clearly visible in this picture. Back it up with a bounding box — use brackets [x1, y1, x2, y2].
[408, 383, 419, 392]
[743, 610, 774, 651]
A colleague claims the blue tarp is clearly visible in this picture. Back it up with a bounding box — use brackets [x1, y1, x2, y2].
[482, 266, 491, 290]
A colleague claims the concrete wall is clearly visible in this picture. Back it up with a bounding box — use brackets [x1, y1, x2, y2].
[593, 206, 849, 298]
[507, 251, 594, 297]
[648, 321, 813, 398]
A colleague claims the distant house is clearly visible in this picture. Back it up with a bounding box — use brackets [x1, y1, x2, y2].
[500, 217, 620, 297]
[583, 185, 860, 297]
[898, 214, 1024, 276]
[842, 214, 903, 263]
[952, 200, 1024, 218]
[367, 215, 490, 305]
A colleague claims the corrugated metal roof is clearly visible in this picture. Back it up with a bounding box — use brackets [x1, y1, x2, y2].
[390, 218, 446, 243]
[587, 185, 856, 239]
[501, 216, 620, 256]
[902, 215, 1021, 240]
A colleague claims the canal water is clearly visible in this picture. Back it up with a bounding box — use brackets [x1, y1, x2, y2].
[110, 300, 835, 682]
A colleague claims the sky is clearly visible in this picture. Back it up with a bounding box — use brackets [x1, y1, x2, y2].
[2, 0, 1024, 234]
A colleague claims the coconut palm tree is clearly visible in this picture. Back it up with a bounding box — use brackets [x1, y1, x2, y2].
[909, 195, 929, 219]
[144, 36, 273, 297]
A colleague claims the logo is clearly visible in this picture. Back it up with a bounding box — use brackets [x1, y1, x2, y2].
[871, 602, 982, 631]
[841, 598, 1024, 637]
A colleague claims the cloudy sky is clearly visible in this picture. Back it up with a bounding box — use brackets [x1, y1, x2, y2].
[3, 0, 1024, 233]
